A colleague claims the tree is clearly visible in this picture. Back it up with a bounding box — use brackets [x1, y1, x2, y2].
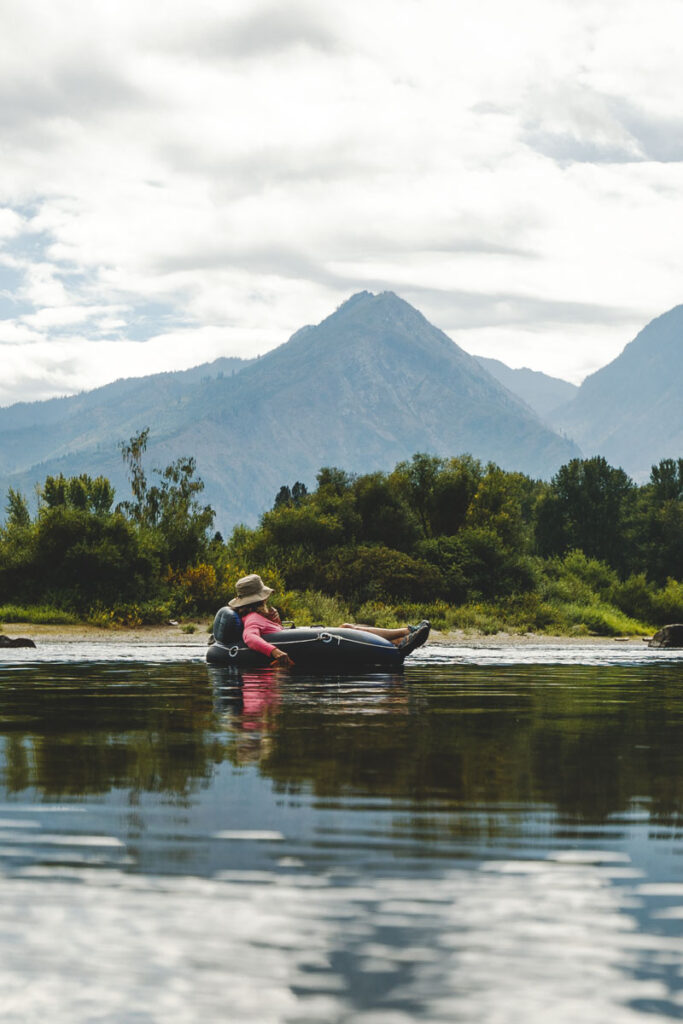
[40, 474, 115, 515]
[391, 453, 446, 538]
[352, 472, 420, 552]
[273, 481, 308, 510]
[535, 457, 635, 573]
[273, 485, 292, 509]
[5, 488, 30, 529]
[118, 429, 215, 567]
[639, 459, 683, 584]
[650, 458, 683, 502]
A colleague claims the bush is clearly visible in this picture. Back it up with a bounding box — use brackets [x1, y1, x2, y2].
[87, 602, 171, 628]
[280, 589, 351, 626]
[560, 602, 647, 636]
[167, 563, 221, 614]
[649, 578, 683, 624]
[611, 573, 655, 623]
[324, 545, 445, 604]
[541, 550, 618, 605]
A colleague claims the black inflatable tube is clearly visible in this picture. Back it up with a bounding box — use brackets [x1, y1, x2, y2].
[206, 626, 405, 669]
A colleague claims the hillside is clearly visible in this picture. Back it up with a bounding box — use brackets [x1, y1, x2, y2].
[0, 291, 580, 529]
[0, 356, 250, 476]
[550, 305, 683, 479]
[475, 356, 578, 421]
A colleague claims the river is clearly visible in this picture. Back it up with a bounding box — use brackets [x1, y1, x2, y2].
[0, 641, 682, 1022]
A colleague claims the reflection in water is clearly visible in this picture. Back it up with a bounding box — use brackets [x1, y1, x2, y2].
[0, 658, 682, 1021]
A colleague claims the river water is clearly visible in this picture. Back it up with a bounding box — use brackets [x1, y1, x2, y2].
[0, 642, 682, 1023]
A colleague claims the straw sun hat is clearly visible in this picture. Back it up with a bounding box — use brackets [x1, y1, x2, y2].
[228, 574, 274, 609]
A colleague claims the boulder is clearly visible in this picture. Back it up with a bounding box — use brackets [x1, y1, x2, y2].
[0, 635, 36, 648]
[648, 624, 683, 648]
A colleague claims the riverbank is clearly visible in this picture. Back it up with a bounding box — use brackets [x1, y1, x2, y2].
[1, 621, 652, 647]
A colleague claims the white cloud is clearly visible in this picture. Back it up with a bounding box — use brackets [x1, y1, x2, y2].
[0, 0, 682, 403]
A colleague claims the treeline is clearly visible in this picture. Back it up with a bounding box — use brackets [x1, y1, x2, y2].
[227, 453, 683, 633]
[0, 430, 220, 623]
[1, 440, 682, 633]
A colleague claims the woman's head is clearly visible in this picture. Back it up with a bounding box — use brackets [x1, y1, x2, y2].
[228, 573, 274, 610]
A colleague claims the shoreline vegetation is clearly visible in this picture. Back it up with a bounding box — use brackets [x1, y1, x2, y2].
[0, 620, 653, 648]
[1, 435, 681, 645]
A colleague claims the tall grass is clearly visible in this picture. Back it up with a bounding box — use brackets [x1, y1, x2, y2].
[0, 604, 80, 625]
[0, 587, 658, 638]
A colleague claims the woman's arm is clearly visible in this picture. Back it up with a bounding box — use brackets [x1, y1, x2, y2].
[242, 611, 294, 665]
[242, 616, 277, 657]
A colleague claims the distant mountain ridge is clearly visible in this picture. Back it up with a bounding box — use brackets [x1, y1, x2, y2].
[0, 357, 250, 477]
[475, 356, 578, 421]
[550, 304, 683, 480]
[0, 291, 580, 528]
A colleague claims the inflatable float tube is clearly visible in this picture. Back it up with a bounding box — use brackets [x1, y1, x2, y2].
[206, 607, 407, 670]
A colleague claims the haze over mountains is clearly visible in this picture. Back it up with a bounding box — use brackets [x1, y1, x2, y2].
[0, 291, 579, 530]
[475, 357, 578, 422]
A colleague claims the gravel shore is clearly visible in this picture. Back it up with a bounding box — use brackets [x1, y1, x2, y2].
[1, 621, 652, 648]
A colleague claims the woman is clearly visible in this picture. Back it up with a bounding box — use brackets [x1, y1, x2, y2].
[228, 574, 294, 666]
[229, 574, 430, 666]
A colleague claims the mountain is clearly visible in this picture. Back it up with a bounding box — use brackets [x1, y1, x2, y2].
[0, 291, 580, 530]
[550, 305, 683, 480]
[475, 356, 578, 421]
[0, 356, 250, 473]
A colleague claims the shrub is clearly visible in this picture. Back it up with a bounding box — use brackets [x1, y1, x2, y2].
[87, 602, 171, 628]
[542, 550, 618, 605]
[560, 602, 647, 636]
[324, 545, 445, 604]
[649, 578, 683, 624]
[167, 563, 220, 614]
[611, 573, 655, 623]
[282, 590, 351, 626]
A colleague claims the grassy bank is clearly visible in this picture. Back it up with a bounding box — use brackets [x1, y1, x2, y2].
[0, 591, 655, 638]
[249, 589, 654, 638]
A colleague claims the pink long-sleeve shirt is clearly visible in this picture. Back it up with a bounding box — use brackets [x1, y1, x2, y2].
[241, 610, 282, 657]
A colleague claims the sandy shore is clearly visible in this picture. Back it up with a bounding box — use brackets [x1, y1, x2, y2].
[0, 621, 210, 646]
[0, 621, 652, 647]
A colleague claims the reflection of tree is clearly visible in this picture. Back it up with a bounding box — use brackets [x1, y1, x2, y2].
[0, 664, 229, 798]
[2, 664, 683, 833]
[253, 666, 683, 828]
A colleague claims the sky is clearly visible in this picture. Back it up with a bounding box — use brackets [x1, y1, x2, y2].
[2, 0, 683, 406]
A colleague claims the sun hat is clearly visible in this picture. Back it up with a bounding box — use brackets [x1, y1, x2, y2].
[228, 573, 274, 609]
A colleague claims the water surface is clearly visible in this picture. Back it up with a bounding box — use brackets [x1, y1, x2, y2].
[0, 644, 682, 1022]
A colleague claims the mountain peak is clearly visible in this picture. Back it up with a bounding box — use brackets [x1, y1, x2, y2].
[0, 291, 580, 528]
[551, 303, 683, 479]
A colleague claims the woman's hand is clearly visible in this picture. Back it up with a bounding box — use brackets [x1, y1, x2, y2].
[263, 604, 282, 624]
[270, 647, 294, 667]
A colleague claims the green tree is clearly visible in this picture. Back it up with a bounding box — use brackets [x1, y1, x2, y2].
[638, 459, 683, 584]
[535, 457, 635, 572]
[5, 488, 30, 529]
[391, 453, 444, 537]
[118, 429, 215, 567]
[650, 458, 683, 502]
[352, 472, 419, 551]
[40, 474, 115, 515]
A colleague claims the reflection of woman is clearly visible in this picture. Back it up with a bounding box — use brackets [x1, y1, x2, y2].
[229, 574, 430, 667]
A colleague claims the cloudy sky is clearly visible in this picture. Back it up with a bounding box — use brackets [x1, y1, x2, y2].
[2, 0, 683, 405]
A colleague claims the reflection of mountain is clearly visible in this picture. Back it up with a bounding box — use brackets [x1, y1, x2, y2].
[0, 291, 579, 530]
